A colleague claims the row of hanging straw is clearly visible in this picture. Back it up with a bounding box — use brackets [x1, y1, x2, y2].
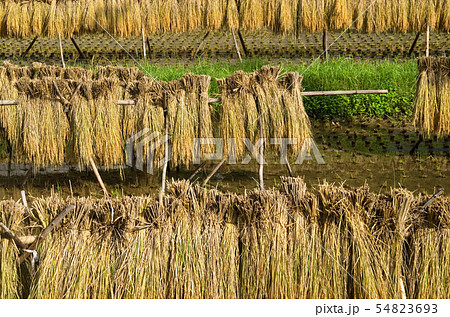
[1, 62, 311, 169]
[0, 0, 448, 38]
[1, 178, 449, 298]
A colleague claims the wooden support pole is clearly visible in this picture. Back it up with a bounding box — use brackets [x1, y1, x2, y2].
[20, 190, 28, 213]
[17, 204, 76, 265]
[302, 89, 389, 96]
[142, 28, 147, 60]
[21, 36, 38, 58]
[0, 222, 27, 250]
[193, 31, 210, 57]
[202, 159, 226, 187]
[323, 29, 328, 61]
[58, 33, 65, 68]
[0, 100, 19, 105]
[408, 32, 421, 56]
[1, 90, 389, 109]
[258, 116, 264, 190]
[206, 90, 389, 104]
[426, 24, 430, 57]
[237, 30, 249, 56]
[116, 100, 136, 105]
[188, 161, 208, 182]
[284, 156, 294, 177]
[159, 108, 170, 204]
[419, 187, 444, 210]
[70, 37, 85, 59]
[89, 157, 109, 197]
[231, 28, 243, 63]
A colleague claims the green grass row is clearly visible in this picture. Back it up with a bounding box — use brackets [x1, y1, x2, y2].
[129, 57, 418, 119]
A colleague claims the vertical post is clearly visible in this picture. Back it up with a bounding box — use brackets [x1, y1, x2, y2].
[425, 24, 430, 57]
[323, 29, 328, 61]
[231, 28, 243, 63]
[58, 33, 65, 68]
[258, 116, 264, 190]
[142, 28, 147, 60]
[159, 108, 169, 205]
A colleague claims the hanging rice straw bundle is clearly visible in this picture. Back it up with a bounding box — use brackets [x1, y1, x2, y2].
[89, 78, 124, 168]
[166, 78, 196, 168]
[413, 57, 450, 138]
[252, 66, 286, 148]
[125, 77, 165, 168]
[217, 71, 258, 159]
[225, 0, 239, 30]
[280, 72, 312, 154]
[11, 77, 69, 167]
[204, 0, 226, 30]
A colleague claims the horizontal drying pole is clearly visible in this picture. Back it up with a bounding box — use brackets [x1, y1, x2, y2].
[0, 90, 389, 107]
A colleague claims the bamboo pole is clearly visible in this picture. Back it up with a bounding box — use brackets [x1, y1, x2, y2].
[17, 204, 76, 265]
[426, 24, 430, 57]
[302, 89, 389, 96]
[0, 222, 27, 250]
[1, 90, 389, 108]
[142, 28, 147, 60]
[0, 100, 19, 105]
[58, 33, 65, 68]
[231, 28, 243, 63]
[89, 157, 109, 197]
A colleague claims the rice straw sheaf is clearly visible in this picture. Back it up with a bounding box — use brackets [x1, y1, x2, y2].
[10, 77, 69, 167]
[165, 74, 213, 168]
[413, 57, 450, 138]
[218, 66, 312, 159]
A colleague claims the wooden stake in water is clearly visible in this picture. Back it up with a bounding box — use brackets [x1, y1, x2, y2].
[58, 33, 65, 68]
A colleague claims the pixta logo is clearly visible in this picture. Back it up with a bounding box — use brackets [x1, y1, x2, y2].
[127, 129, 325, 174]
[126, 129, 170, 175]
